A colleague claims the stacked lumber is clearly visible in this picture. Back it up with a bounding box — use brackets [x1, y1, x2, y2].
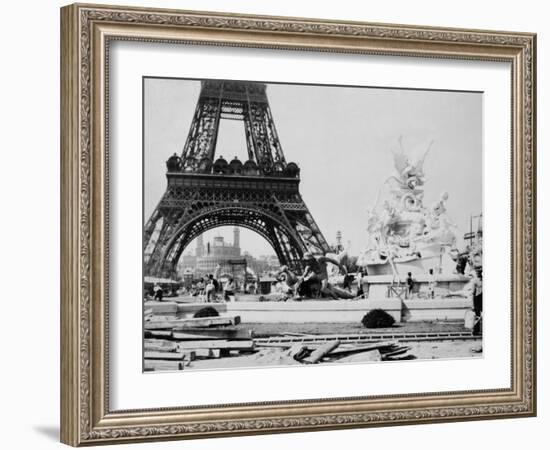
[142, 305, 414, 369]
[171, 326, 255, 359]
[143, 324, 255, 370]
[143, 341, 196, 372]
[143, 299, 251, 370]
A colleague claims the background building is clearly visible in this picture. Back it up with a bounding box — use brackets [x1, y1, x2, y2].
[178, 227, 282, 284]
[196, 228, 242, 275]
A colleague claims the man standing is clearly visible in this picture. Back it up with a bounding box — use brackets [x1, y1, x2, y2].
[472, 268, 483, 335]
[205, 274, 216, 302]
[355, 270, 365, 298]
[223, 277, 236, 302]
[406, 272, 415, 299]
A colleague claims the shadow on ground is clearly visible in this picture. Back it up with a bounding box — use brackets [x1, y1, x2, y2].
[33, 425, 59, 441]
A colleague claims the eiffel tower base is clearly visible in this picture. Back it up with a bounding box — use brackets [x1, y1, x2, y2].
[144, 80, 330, 278]
[145, 171, 329, 278]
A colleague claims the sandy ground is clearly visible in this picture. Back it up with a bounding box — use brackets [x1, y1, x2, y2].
[186, 340, 482, 371]
[180, 321, 481, 371]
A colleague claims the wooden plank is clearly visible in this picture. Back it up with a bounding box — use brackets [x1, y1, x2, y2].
[173, 315, 241, 328]
[144, 330, 172, 338]
[176, 340, 254, 351]
[144, 351, 196, 361]
[144, 360, 184, 371]
[288, 344, 309, 361]
[327, 341, 399, 357]
[281, 332, 314, 337]
[381, 347, 411, 359]
[143, 301, 178, 315]
[254, 342, 294, 348]
[144, 339, 179, 352]
[145, 315, 241, 330]
[194, 348, 221, 358]
[302, 341, 340, 364]
[170, 328, 252, 340]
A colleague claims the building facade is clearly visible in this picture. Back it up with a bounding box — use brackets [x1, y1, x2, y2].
[196, 231, 242, 275]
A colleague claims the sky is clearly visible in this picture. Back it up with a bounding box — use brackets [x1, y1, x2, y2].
[144, 78, 482, 258]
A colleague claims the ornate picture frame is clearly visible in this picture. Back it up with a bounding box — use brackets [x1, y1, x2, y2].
[60, 3, 536, 446]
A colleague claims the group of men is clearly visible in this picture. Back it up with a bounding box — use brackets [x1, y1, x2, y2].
[272, 252, 358, 301]
[195, 271, 236, 303]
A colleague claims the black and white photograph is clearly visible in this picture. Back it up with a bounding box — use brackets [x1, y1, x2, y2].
[142, 78, 483, 372]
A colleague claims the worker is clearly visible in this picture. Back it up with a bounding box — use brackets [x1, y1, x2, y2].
[297, 252, 346, 299]
[406, 272, 415, 298]
[472, 267, 483, 335]
[274, 274, 293, 301]
[195, 278, 205, 300]
[153, 283, 163, 302]
[223, 277, 236, 302]
[205, 274, 216, 302]
[355, 270, 365, 298]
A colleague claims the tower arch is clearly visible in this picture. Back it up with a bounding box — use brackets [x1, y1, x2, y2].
[144, 80, 330, 278]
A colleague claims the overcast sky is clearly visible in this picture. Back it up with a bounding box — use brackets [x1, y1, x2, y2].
[144, 78, 482, 257]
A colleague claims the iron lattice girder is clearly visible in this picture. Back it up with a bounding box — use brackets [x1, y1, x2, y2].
[166, 206, 298, 272]
[145, 174, 330, 277]
[180, 80, 286, 173]
[144, 80, 330, 277]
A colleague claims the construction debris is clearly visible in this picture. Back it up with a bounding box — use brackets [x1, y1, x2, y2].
[288, 344, 309, 361]
[142, 304, 416, 371]
[143, 305, 254, 369]
[325, 340, 398, 357]
[302, 341, 340, 364]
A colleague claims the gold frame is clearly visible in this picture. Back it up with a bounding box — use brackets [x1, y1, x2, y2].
[60, 3, 537, 446]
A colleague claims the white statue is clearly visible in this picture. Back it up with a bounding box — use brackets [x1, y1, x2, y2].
[359, 138, 458, 276]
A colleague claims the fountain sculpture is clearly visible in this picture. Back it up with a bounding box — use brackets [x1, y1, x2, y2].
[358, 138, 460, 278]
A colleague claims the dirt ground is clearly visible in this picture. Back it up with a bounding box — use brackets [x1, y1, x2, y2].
[182, 321, 481, 371]
[186, 339, 482, 371]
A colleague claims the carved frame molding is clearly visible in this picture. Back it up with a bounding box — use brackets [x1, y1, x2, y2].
[60, 3, 536, 446]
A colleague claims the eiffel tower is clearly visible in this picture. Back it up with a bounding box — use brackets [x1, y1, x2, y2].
[144, 80, 330, 277]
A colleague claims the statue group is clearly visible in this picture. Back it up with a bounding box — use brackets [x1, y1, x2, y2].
[358, 137, 460, 277]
